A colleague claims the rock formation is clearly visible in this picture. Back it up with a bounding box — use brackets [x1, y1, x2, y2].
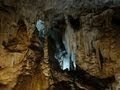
[0, 0, 120, 90]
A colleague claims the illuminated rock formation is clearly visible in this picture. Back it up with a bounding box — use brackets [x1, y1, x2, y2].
[0, 0, 120, 90]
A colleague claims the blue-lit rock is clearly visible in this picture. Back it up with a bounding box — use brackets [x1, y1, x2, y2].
[55, 18, 76, 71]
[36, 20, 45, 38]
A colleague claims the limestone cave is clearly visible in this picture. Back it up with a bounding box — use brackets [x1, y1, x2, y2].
[0, 0, 120, 90]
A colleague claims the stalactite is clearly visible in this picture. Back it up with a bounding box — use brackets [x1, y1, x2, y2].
[99, 48, 104, 69]
[95, 40, 103, 70]
[82, 29, 98, 56]
[52, 15, 77, 71]
[63, 16, 76, 70]
[56, 16, 76, 71]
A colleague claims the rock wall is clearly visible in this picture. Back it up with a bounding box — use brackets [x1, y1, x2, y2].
[77, 9, 115, 77]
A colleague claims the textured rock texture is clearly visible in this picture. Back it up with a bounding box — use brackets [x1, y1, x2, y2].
[0, 0, 120, 90]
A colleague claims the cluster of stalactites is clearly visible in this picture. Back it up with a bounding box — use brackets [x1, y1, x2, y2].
[55, 16, 76, 71]
[82, 30, 98, 56]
